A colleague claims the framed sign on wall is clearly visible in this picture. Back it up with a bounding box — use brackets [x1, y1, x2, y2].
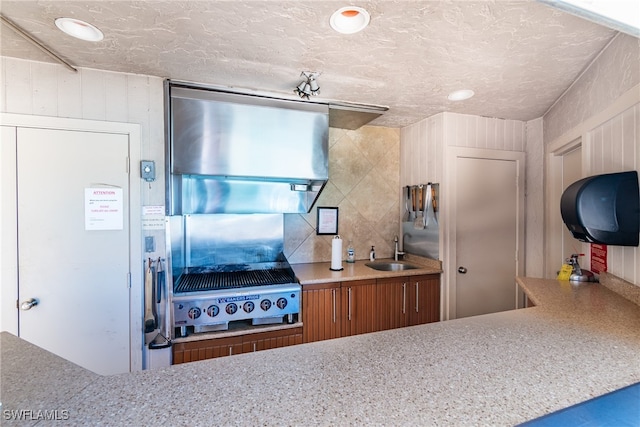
[317, 207, 338, 235]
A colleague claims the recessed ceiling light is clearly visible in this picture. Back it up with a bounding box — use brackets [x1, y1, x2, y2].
[330, 7, 370, 34]
[55, 17, 103, 42]
[447, 89, 475, 101]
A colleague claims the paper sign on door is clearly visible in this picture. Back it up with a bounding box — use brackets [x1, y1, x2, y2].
[85, 187, 123, 230]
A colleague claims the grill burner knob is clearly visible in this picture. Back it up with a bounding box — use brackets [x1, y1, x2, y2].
[243, 301, 255, 313]
[226, 303, 238, 315]
[260, 299, 272, 311]
[188, 307, 201, 320]
[206, 305, 219, 317]
[276, 297, 288, 310]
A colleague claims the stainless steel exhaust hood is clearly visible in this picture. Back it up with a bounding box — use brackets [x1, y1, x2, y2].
[165, 82, 329, 214]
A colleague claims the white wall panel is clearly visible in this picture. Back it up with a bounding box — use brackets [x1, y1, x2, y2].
[105, 72, 128, 123]
[4, 59, 32, 114]
[525, 118, 544, 277]
[621, 106, 637, 171]
[545, 34, 640, 144]
[400, 113, 445, 187]
[586, 104, 639, 285]
[400, 110, 534, 292]
[80, 68, 107, 120]
[1, 56, 166, 255]
[440, 112, 525, 152]
[1, 57, 164, 367]
[57, 67, 82, 118]
[401, 112, 526, 186]
[31, 62, 58, 117]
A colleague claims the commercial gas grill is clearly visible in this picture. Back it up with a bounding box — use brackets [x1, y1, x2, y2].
[174, 267, 297, 293]
[165, 214, 301, 338]
[171, 263, 301, 336]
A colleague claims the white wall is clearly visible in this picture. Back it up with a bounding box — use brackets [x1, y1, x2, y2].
[400, 113, 537, 271]
[401, 112, 540, 319]
[543, 33, 640, 286]
[1, 57, 166, 258]
[525, 118, 544, 278]
[544, 33, 640, 144]
[588, 105, 640, 283]
[1, 58, 165, 349]
[400, 112, 527, 186]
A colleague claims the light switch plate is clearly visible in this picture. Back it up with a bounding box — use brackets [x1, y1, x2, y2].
[145, 236, 155, 252]
[141, 160, 155, 182]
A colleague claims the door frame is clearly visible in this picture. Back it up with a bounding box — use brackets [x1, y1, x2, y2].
[545, 139, 583, 279]
[445, 147, 526, 320]
[0, 113, 143, 372]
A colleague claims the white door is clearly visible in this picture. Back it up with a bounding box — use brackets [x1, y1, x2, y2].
[450, 149, 524, 319]
[15, 127, 131, 375]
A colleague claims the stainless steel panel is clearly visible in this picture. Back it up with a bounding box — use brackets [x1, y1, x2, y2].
[166, 83, 329, 214]
[170, 87, 328, 180]
[402, 183, 440, 260]
[183, 214, 283, 267]
[177, 175, 325, 214]
[328, 103, 387, 130]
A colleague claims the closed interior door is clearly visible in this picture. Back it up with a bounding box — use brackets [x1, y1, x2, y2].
[16, 127, 131, 375]
[455, 156, 519, 319]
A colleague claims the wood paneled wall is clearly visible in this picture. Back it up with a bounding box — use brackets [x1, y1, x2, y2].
[543, 30, 639, 287]
[587, 104, 640, 284]
[1, 57, 167, 258]
[400, 112, 526, 187]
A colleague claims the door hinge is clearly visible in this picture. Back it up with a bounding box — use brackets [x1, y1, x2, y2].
[126, 157, 130, 174]
[127, 272, 132, 288]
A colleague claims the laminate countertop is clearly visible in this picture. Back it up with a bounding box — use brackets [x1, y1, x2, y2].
[2, 275, 640, 426]
[292, 255, 442, 285]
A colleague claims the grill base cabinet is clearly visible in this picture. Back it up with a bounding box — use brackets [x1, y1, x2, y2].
[302, 274, 440, 344]
[172, 327, 303, 364]
[173, 273, 440, 362]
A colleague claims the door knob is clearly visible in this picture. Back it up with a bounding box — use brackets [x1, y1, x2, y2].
[457, 266, 467, 274]
[20, 298, 38, 311]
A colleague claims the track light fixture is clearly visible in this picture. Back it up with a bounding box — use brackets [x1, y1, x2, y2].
[294, 71, 320, 100]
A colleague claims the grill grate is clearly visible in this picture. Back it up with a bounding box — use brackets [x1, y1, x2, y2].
[175, 269, 295, 293]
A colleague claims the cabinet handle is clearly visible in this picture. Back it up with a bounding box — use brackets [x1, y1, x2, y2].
[402, 283, 406, 314]
[415, 282, 419, 313]
[332, 288, 336, 323]
[253, 342, 257, 352]
[229, 346, 233, 356]
[348, 287, 352, 321]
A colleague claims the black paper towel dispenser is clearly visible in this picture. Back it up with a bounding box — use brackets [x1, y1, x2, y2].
[560, 171, 639, 246]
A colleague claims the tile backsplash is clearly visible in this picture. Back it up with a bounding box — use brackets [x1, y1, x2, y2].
[285, 126, 400, 264]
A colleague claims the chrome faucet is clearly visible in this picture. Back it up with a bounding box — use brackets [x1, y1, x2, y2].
[394, 235, 405, 261]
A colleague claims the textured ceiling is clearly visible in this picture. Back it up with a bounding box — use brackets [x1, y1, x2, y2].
[0, 1, 621, 127]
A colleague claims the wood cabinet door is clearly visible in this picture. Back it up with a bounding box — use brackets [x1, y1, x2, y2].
[173, 327, 303, 364]
[302, 282, 341, 343]
[341, 279, 378, 337]
[409, 275, 441, 326]
[243, 327, 303, 353]
[173, 335, 243, 364]
[376, 276, 410, 331]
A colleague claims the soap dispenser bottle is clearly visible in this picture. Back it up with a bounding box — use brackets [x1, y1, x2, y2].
[369, 246, 376, 261]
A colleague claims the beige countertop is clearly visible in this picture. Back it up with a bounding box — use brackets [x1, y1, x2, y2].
[292, 254, 442, 285]
[2, 275, 639, 426]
